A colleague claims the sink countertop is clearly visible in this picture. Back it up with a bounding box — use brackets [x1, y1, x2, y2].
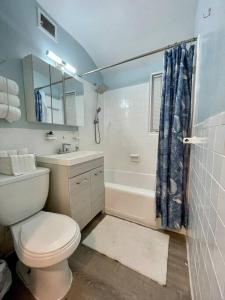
[37, 151, 104, 166]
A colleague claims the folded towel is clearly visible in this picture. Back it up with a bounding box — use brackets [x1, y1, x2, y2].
[7, 150, 17, 156]
[0, 154, 36, 176]
[0, 104, 21, 123]
[18, 148, 28, 155]
[0, 76, 19, 96]
[10, 154, 36, 176]
[0, 92, 20, 107]
[0, 149, 28, 157]
[0, 151, 8, 157]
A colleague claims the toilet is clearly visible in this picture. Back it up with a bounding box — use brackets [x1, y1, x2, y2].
[0, 167, 81, 300]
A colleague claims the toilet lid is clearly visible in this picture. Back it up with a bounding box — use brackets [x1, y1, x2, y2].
[20, 211, 79, 254]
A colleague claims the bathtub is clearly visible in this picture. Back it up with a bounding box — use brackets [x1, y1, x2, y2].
[104, 169, 159, 229]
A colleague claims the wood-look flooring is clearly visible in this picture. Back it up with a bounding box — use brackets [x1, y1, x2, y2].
[4, 214, 191, 300]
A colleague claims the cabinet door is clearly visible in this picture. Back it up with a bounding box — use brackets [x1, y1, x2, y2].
[91, 167, 105, 217]
[69, 172, 92, 230]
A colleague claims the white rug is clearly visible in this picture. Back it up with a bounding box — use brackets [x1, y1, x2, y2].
[82, 215, 169, 285]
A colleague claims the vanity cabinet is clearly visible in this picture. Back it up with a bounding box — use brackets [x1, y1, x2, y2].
[38, 158, 104, 230]
[90, 167, 104, 217]
[69, 172, 92, 230]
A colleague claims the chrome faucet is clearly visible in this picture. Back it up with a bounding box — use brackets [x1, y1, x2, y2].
[61, 143, 72, 153]
[58, 143, 79, 154]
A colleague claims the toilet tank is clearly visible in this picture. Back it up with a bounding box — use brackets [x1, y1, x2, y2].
[0, 168, 49, 226]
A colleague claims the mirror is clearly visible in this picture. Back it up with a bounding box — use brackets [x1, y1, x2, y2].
[33, 56, 52, 123]
[64, 73, 84, 126]
[50, 66, 64, 125]
[23, 54, 84, 127]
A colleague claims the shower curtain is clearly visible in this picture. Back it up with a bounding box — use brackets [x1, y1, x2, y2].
[156, 43, 195, 229]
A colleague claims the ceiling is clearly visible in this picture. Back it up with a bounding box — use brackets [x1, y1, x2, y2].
[37, 0, 198, 68]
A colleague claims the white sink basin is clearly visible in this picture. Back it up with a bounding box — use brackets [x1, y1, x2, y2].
[37, 151, 104, 166]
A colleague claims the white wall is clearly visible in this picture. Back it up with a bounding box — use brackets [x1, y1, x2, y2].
[103, 82, 158, 176]
[0, 127, 75, 154]
[194, 0, 225, 122]
[187, 0, 225, 299]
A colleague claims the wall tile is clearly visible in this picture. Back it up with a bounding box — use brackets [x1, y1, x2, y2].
[213, 153, 225, 190]
[188, 111, 225, 300]
[214, 125, 225, 155]
[103, 82, 158, 176]
[217, 187, 225, 225]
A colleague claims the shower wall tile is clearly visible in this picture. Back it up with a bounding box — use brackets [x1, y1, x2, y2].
[187, 111, 225, 300]
[78, 81, 104, 152]
[103, 82, 158, 175]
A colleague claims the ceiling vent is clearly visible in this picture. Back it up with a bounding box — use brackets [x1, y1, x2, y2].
[37, 8, 57, 42]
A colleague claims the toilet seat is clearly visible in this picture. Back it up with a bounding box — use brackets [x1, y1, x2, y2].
[11, 211, 81, 268]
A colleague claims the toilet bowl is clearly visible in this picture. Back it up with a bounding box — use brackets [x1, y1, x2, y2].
[11, 211, 81, 300]
[0, 168, 81, 299]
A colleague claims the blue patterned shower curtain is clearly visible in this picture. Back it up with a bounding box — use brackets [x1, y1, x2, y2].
[156, 43, 195, 229]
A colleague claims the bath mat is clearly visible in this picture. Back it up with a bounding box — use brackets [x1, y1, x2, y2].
[82, 215, 169, 285]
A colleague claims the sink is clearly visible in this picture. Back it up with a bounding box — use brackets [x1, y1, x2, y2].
[37, 151, 104, 166]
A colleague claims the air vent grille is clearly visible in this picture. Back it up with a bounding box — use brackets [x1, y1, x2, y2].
[38, 8, 57, 42]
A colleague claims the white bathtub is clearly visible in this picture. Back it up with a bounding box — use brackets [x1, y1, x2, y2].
[104, 169, 159, 229]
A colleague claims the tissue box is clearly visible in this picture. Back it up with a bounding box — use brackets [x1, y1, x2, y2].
[0, 154, 36, 176]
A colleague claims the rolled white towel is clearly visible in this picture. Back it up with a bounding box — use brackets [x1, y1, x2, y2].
[0, 76, 19, 96]
[0, 104, 21, 123]
[0, 92, 20, 107]
[0, 104, 8, 118]
[6, 106, 21, 123]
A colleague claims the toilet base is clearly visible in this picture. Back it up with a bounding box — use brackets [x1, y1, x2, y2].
[16, 259, 73, 300]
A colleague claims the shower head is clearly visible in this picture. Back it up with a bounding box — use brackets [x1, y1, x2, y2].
[95, 83, 108, 94]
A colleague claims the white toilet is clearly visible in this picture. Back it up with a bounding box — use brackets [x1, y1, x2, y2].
[0, 167, 81, 300]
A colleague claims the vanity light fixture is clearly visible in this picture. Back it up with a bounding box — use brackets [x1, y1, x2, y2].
[46, 50, 77, 75]
[46, 50, 62, 65]
[64, 63, 76, 75]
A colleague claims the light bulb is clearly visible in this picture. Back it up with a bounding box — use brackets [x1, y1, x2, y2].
[46, 50, 63, 65]
[64, 63, 77, 75]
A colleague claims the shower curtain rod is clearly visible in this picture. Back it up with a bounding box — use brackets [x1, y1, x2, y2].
[80, 37, 197, 77]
